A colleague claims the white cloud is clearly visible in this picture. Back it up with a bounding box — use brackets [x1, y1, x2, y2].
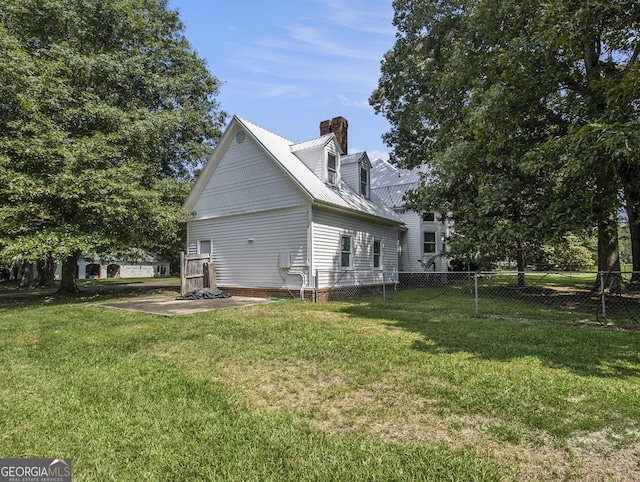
[228, 79, 310, 100]
[317, 0, 396, 35]
[261, 83, 310, 99]
[288, 26, 382, 61]
[336, 94, 370, 109]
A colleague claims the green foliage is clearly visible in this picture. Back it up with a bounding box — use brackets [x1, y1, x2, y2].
[0, 0, 225, 266]
[530, 234, 596, 270]
[372, 0, 640, 270]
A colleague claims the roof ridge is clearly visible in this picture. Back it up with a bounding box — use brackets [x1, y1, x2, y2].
[235, 115, 295, 144]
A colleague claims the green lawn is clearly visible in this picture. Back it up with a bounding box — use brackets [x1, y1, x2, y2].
[1, 290, 639, 480]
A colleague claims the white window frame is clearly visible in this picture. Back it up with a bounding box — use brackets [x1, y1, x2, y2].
[423, 232, 436, 254]
[199, 239, 212, 255]
[373, 239, 382, 269]
[340, 235, 352, 269]
[360, 165, 369, 198]
[327, 153, 337, 185]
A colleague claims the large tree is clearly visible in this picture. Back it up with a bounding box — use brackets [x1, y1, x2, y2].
[372, 0, 639, 286]
[0, 0, 225, 293]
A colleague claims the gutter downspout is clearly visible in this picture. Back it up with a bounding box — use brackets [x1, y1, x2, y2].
[307, 209, 313, 301]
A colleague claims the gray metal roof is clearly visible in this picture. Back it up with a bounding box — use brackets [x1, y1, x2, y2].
[340, 151, 362, 165]
[370, 158, 423, 209]
[291, 134, 337, 153]
[236, 117, 403, 224]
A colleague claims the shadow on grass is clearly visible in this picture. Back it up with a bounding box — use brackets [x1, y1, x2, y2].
[0, 281, 180, 307]
[477, 284, 640, 325]
[342, 298, 640, 380]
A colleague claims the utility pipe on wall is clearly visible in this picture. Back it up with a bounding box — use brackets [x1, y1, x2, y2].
[286, 268, 307, 301]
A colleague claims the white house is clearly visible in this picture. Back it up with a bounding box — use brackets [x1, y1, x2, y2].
[76, 252, 171, 279]
[183, 115, 405, 300]
[370, 158, 450, 272]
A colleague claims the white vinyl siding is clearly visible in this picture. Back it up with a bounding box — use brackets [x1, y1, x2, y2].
[396, 210, 450, 271]
[339, 160, 359, 194]
[187, 206, 310, 288]
[397, 210, 422, 271]
[340, 154, 371, 198]
[291, 142, 341, 185]
[192, 131, 308, 219]
[312, 208, 398, 279]
[292, 145, 326, 180]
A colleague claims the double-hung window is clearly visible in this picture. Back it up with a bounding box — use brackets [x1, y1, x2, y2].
[423, 232, 436, 254]
[328, 154, 337, 185]
[341, 235, 352, 269]
[360, 166, 369, 198]
[373, 239, 381, 268]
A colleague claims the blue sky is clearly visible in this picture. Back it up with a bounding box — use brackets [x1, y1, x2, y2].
[167, 0, 396, 159]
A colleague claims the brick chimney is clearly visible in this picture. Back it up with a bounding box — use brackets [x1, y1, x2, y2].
[320, 116, 348, 154]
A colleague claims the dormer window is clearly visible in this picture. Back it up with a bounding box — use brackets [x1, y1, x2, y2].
[360, 166, 369, 198]
[327, 153, 337, 185]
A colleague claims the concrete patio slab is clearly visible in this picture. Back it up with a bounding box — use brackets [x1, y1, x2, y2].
[99, 295, 272, 316]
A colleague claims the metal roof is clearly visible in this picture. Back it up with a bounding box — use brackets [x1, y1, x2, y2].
[370, 158, 423, 209]
[236, 116, 404, 224]
[290, 134, 337, 153]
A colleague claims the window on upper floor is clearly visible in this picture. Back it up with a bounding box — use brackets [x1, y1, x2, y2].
[423, 212, 435, 222]
[327, 153, 337, 186]
[360, 166, 369, 198]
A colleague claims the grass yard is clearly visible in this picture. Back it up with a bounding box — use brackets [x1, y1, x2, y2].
[1, 289, 639, 480]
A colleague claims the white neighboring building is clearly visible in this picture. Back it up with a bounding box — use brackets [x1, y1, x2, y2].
[370, 158, 450, 272]
[76, 253, 170, 279]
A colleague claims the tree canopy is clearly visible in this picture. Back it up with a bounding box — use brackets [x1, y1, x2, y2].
[371, 0, 640, 283]
[0, 0, 226, 292]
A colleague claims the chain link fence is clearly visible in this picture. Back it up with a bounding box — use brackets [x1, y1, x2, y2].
[314, 270, 640, 325]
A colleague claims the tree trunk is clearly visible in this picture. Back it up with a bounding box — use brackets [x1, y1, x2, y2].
[596, 211, 622, 292]
[583, 36, 622, 291]
[516, 241, 525, 287]
[57, 250, 81, 294]
[19, 260, 35, 288]
[36, 254, 57, 288]
[627, 209, 640, 287]
[623, 176, 640, 287]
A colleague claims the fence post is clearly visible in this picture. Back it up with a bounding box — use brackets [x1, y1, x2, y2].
[600, 271, 607, 325]
[474, 272, 479, 316]
[180, 252, 185, 296]
[383, 271, 387, 307]
[315, 270, 318, 303]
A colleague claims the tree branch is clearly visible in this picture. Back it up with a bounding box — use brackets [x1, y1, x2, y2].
[627, 39, 640, 68]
